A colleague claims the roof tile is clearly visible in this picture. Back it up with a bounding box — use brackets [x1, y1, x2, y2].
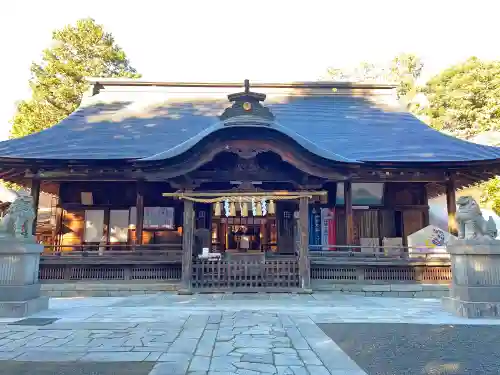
[1, 87, 500, 163]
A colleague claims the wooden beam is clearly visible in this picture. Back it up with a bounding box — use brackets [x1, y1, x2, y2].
[186, 170, 306, 183]
[135, 181, 145, 245]
[163, 190, 328, 198]
[30, 178, 41, 236]
[446, 178, 457, 235]
[344, 181, 354, 245]
[353, 170, 449, 183]
[298, 196, 311, 291]
[180, 199, 195, 294]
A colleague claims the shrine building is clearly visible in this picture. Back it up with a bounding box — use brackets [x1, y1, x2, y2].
[1, 79, 499, 292]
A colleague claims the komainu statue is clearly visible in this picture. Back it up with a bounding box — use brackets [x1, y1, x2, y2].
[455, 196, 498, 240]
[0, 192, 35, 241]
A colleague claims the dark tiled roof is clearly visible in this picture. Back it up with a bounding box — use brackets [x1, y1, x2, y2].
[1, 83, 500, 163]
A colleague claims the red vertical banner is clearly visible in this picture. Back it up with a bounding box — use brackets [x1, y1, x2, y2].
[328, 207, 336, 250]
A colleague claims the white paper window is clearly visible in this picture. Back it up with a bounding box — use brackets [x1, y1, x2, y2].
[109, 210, 130, 243]
[84, 210, 105, 242]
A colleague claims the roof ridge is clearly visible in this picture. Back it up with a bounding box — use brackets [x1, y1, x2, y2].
[85, 77, 398, 90]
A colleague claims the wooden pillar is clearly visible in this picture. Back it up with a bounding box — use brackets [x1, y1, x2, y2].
[298, 196, 311, 291]
[446, 178, 457, 235]
[30, 178, 41, 236]
[52, 206, 63, 246]
[422, 183, 430, 227]
[135, 181, 145, 245]
[344, 180, 354, 247]
[180, 199, 195, 294]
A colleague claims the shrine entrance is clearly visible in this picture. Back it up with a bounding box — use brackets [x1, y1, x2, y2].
[163, 190, 326, 292]
[211, 201, 279, 254]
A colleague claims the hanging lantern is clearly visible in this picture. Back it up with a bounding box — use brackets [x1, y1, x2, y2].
[268, 200, 276, 215]
[261, 198, 267, 216]
[213, 202, 221, 216]
[224, 200, 230, 217]
[241, 202, 249, 217]
[230, 202, 236, 216]
[256, 201, 262, 216]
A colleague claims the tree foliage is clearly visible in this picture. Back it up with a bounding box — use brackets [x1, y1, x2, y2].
[422, 57, 500, 139]
[328, 61, 390, 83]
[327, 53, 423, 109]
[422, 58, 500, 213]
[390, 53, 423, 102]
[480, 177, 500, 215]
[9, 18, 140, 138]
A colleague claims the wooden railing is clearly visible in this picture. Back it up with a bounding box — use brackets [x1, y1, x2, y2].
[41, 244, 183, 263]
[39, 244, 182, 281]
[192, 259, 300, 291]
[38, 243, 451, 285]
[309, 245, 451, 284]
[308, 245, 450, 262]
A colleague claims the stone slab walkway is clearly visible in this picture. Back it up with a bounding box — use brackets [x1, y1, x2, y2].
[0, 293, 498, 375]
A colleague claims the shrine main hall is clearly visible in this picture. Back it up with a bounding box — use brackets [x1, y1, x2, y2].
[1, 79, 500, 292]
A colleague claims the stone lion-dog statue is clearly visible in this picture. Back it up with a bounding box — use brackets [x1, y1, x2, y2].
[455, 196, 497, 240]
[0, 192, 35, 240]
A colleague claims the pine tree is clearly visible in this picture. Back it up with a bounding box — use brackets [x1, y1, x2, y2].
[10, 18, 140, 138]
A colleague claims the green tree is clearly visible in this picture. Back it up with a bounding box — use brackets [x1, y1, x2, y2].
[327, 53, 423, 109]
[480, 177, 500, 215]
[9, 18, 140, 138]
[390, 53, 423, 102]
[327, 61, 389, 83]
[422, 57, 500, 139]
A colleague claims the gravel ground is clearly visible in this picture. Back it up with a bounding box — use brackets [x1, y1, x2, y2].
[0, 361, 155, 375]
[318, 323, 500, 375]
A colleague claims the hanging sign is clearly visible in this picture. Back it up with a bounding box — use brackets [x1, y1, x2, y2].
[144, 207, 175, 229]
[309, 205, 322, 249]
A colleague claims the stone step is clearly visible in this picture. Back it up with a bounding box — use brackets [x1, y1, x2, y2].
[40, 281, 449, 298]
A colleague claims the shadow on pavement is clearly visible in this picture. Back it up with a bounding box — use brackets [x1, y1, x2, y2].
[0, 361, 155, 375]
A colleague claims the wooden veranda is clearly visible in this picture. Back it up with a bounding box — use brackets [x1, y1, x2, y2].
[39, 243, 451, 292]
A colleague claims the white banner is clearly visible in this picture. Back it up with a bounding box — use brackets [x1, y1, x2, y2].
[407, 225, 455, 259]
[144, 207, 175, 229]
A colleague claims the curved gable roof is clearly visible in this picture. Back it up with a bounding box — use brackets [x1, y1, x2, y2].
[0, 80, 500, 163]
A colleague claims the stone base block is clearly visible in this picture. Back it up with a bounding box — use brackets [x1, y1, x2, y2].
[442, 296, 500, 318]
[0, 283, 41, 301]
[0, 296, 49, 318]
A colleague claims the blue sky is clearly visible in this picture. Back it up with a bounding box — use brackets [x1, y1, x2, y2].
[1, 0, 499, 140]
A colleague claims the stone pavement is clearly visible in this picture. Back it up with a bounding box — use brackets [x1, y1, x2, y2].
[0, 293, 498, 375]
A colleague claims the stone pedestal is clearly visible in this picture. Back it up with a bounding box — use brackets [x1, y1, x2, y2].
[0, 238, 48, 317]
[443, 239, 500, 318]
